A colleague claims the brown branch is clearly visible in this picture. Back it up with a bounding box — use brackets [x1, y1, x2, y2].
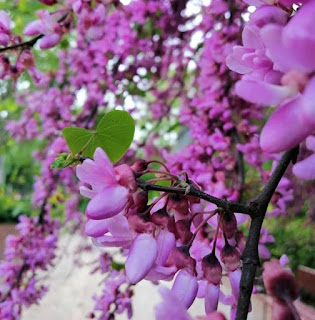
[0, 35, 43, 53]
[136, 178, 251, 215]
[235, 146, 299, 320]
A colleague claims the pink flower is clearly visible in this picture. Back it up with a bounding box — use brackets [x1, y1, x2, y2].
[23, 10, 62, 49]
[77, 147, 131, 220]
[0, 11, 11, 46]
[92, 215, 135, 248]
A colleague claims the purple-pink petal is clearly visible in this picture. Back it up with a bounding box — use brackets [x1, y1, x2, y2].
[155, 286, 192, 320]
[39, 33, 61, 49]
[86, 185, 128, 220]
[93, 147, 115, 178]
[85, 219, 108, 237]
[260, 96, 312, 153]
[145, 265, 177, 281]
[125, 233, 158, 284]
[292, 153, 315, 180]
[24, 20, 44, 36]
[306, 135, 315, 152]
[0, 33, 10, 46]
[242, 25, 264, 50]
[235, 80, 293, 106]
[155, 230, 176, 266]
[171, 270, 198, 309]
[106, 215, 133, 239]
[205, 283, 220, 314]
[0, 11, 10, 31]
[229, 269, 241, 302]
[282, 1, 315, 73]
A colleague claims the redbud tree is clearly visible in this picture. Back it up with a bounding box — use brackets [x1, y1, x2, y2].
[0, 0, 314, 319]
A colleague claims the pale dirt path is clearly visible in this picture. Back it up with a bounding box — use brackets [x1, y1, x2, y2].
[22, 235, 268, 320]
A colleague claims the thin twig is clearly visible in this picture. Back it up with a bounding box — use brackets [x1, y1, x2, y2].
[136, 178, 251, 215]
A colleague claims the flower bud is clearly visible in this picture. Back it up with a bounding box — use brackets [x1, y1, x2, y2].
[38, 0, 57, 5]
[115, 164, 137, 192]
[220, 243, 241, 271]
[271, 301, 295, 320]
[175, 219, 193, 245]
[221, 211, 237, 239]
[131, 159, 148, 173]
[165, 246, 196, 274]
[168, 193, 189, 215]
[202, 253, 222, 285]
[150, 207, 175, 233]
[131, 191, 148, 213]
[263, 260, 298, 303]
[128, 215, 155, 234]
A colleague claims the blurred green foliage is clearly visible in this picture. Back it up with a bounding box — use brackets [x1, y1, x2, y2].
[0, 140, 40, 222]
[265, 216, 315, 272]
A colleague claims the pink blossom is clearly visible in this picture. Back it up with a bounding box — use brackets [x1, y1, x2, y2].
[23, 10, 62, 49]
[76, 147, 131, 220]
[0, 11, 11, 46]
[92, 215, 135, 248]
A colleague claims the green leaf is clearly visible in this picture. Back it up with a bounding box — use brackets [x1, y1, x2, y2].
[62, 127, 94, 156]
[111, 261, 125, 271]
[62, 110, 135, 162]
[95, 110, 135, 162]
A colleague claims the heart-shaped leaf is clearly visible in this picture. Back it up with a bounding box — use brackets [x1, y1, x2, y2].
[62, 110, 135, 162]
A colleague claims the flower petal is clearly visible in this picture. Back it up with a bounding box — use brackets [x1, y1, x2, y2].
[39, 33, 61, 49]
[155, 286, 192, 320]
[93, 147, 115, 178]
[235, 80, 293, 106]
[205, 283, 220, 314]
[24, 20, 44, 36]
[156, 230, 176, 266]
[125, 233, 158, 284]
[85, 219, 108, 237]
[86, 185, 128, 220]
[171, 270, 198, 309]
[260, 96, 312, 153]
[306, 135, 315, 152]
[0, 11, 11, 31]
[293, 153, 315, 180]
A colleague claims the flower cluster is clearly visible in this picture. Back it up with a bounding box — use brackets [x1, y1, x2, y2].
[227, 1, 315, 179]
[0, 216, 58, 320]
[77, 147, 248, 318]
